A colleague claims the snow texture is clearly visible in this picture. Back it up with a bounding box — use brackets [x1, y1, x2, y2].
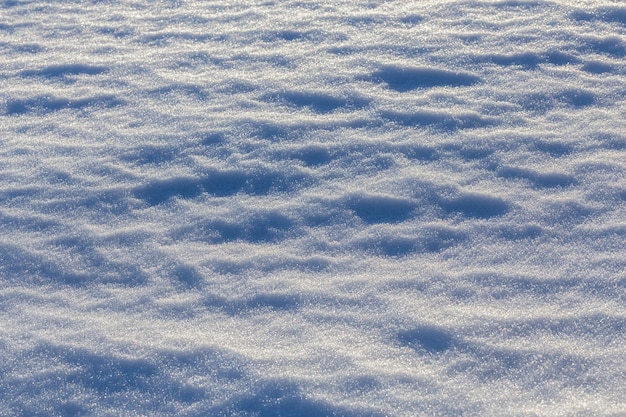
[1, 0, 625, 415]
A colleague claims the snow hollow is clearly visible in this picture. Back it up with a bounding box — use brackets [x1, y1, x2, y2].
[1, 0, 625, 415]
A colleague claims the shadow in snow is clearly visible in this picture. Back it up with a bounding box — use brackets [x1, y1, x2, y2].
[209, 255, 332, 275]
[597, 7, 626, 25]
[495, 313, 626, 339]
[448, 144, 494, 161]
[95, 25, 135, 39]
[344, 15, 386, 27]
[134, 169, 309, 205]
[181, 211, 295, 244]
[203, 293, 302, 315]
[0, 211, 62, 233]
[138, 32, 214, 46]
[542, 199, 593, 225]
[20, 64, 108, 78]
[160, 347, 246, 381]
[455, 341, 596, 387]
[288, 145, 333, 166]
[480, 52, 543, 69]
[578, 36, 626, 58]
[440, 193, 509, 219]
[1, 343, 242, 414]
[371, 65, 480, 91]
[147, 83, 210, 101]
[346, 195, 417, 224]
[544, 50, 580, 65]
[380, 110, 493, 131]
[209, 260, 255, 275]
[60, 349, 159, 395]
[354, 226, 466, 257]
[555, 89, 596, 107]
[262, 91, 369, 114]
[570, 10, 596, 22]
[341, 375, 382, 396]
[490, 1, 543, 8]
[261, 29, 329, 43]
[50, 234, 148, 286]
[399, 14, 424, 24]
[205, 379, 383, 417]
[5, 95, 124, 115]
[394, 143, 439, 161]
[2, 42, 43, 53]
[42, 189, 136, 218]
[495, 224, 543, 240]
[244, 120, 300, 141]
[258, 256, 332, 273]
[581, 60, 615, 74]
[0, 200, 144, 286]
[531, 140, 573, 157]
[461, 273, 612, 300]
[120, 145, 177, 165]
[0, 242, 90, 286]
[473, 51, 578, 69]
[397, 326, 455, 354]
[516, 89, 596, 113]
[359, 236, 420, 258]
[199, 131, 227, 145]
[421, 226, 467, 252]
[0, 213, 148, 287]
[572, 7, 626, 26]
[498, 167, 577, 188]
[171, 264, 203, 290]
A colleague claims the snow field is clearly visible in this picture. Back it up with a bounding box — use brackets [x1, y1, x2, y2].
[1, 0, 625, 415]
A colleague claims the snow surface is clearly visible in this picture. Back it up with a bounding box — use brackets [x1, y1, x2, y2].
[1, 0, 625, 415]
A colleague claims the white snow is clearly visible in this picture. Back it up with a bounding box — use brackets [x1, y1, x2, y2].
[1, 0, 625, 415]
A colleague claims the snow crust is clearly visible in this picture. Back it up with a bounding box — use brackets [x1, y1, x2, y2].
[1, 0, 625, 415]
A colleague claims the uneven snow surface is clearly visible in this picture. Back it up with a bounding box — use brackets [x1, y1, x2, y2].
[1, 1, 626, 415]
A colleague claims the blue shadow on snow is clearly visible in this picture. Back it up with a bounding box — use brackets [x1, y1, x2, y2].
[515, 89, 595, 113]
[371, 65, 481, 91]
[346, 195, 417, 224]
[498, 167, 577, 188]
[193, 211, 295, 244]
[380, 110, 493, 131]
[581, 60, 615, 74]
[356, 226, 466, 257]
[577, 36, 626, 58]
[5, 95, 123, 115]
[30, 344, 205, 403]
[20, 63, 108, 78]
[440, 193, 509, 219]
[472, 51, 578, 69]
[133, 169, 309, 205]
[397, 326, 455, 354]
[147, 83, 210, 100]
[262, 90, 369, 114]
[572, 7, 626, 26]
[289, 145, 333, 166]
[204, 380, 384, 417]
[202, 293, 302, 315]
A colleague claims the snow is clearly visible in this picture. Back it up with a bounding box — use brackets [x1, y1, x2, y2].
[1, 0, 625, 415]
